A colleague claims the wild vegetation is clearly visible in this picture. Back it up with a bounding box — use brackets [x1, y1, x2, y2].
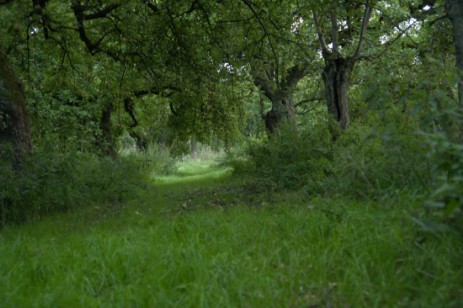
[0, 0, 462, 306]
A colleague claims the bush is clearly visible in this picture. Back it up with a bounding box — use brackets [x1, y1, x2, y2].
[327, 123, 432, 200]
[224, 118, 433, 201]
[422, 99, 463, 228]
[144, 144, 178, 176]
[226, 125, 333, 193]
[424, 133, 463, 225]
[0, 150, 148, 226]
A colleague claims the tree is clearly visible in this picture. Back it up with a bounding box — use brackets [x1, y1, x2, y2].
[0, 47, 32, 167]
[236, 0, 314, 133]
[445, 0, 463, 106]
[312, 1, 374, 132]
[252, 63, 309, 133]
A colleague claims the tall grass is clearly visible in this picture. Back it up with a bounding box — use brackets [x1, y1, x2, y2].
[0, 160, 462, 307]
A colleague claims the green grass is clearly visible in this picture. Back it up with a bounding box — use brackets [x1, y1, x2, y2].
[155, 159, 233, 185]
[0, 159, 462, 307]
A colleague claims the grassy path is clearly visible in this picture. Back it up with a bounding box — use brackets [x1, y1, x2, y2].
[1, 159, 462, 307]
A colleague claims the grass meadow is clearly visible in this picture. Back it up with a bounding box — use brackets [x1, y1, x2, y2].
[0, 159, 462, 307]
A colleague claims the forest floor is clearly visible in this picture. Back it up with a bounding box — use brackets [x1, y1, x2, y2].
[0, 159, 462, 307]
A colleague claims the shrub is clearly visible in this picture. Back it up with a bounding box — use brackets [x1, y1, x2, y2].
[424, 133, 463, 225]
[226, 125, 333, 193]
[422, 98, 463, 228]
[327, 122, 432, 200]
[145, 144, 178, 176]
[224, 121, 433, 202]
[0, 150, 148, 227]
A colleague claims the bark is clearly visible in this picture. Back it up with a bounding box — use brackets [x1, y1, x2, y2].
[253, 63, 307, 134]
[129, 131, 148, 151]
[97, 103, 116, 158]
[314, 3, 372, 135]
[446, 0, 463, 106]
[264, 94, 296, 134]
[0, 48, 32, 167]
[322, 57, 354, 131]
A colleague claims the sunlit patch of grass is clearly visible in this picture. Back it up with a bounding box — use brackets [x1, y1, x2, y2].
[177, 159, 221, 176]
[0, 158, 462, 307]
[154, 159, 233, 185]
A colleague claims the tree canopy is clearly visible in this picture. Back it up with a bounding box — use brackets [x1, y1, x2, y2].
[0, 0, 460, 161]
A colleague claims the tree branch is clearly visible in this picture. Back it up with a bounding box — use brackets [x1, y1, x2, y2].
[330, 9, 339, 54]
[296, 105, 321, 115]
[353, 2, 373, 59]
[0, 0, 14, 5]
[124, 98, 138, 128]
[84, 4, 120, 20]
[283, 63, 310, 89]
[185, 0, 200, 14]
[71, 1, 121, 59]
[313, 12, 330, 54]
[295, 97, 324, 107]
[371, 18, 419, 59]
[140, 0, 159, 13]
[253, 74, 275, 100]
[242, 0, 280, 86]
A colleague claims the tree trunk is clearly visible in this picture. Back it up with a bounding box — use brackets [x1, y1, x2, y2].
[322, 58, 354, 132]
[129, 131, 148, 151]
[264, 93, 296, 134]
[446, 0, 463, 106]
[190, 136, 197, 157]
[0, 48, 33, 167]
[252, 63, 307, 135]
[97, 103, 117, 158]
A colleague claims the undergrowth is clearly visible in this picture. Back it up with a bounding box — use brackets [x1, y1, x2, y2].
[0, 149, 148, 226]
[224, 121, 432, 200]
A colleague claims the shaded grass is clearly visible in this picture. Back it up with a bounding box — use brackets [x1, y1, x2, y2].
[0, 160, 462, 307]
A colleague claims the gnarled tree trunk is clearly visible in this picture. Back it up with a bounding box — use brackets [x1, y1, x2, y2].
[0, 48, 32, 168]
[252, 62, 308, 134]
[322, 58, 354, 132]
[314, 2, 372, 136]
[264, 93, 296, 134]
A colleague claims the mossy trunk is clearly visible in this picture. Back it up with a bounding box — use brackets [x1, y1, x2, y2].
[0, 48, 33, 168]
